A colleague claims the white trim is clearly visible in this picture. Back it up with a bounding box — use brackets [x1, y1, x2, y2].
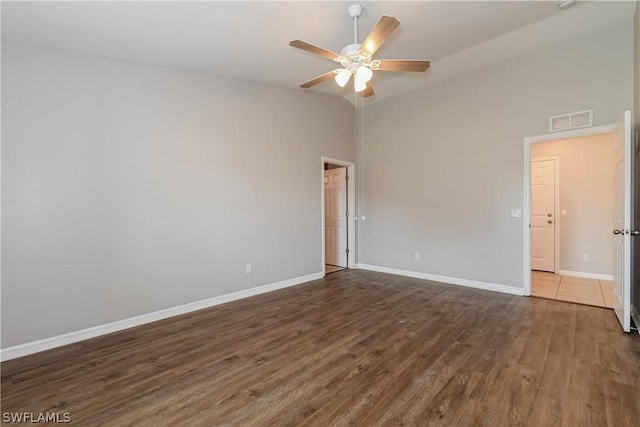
[523, 123, 617, 297]
[525, 124, 616, 144]
[631, 306, 640, 336]
[321, 157, 356, 273]
[0, 272, 323, 362]
[531, 156, 561, 274]
[357, 264, 524, 296]
[558, 270, 613, 281]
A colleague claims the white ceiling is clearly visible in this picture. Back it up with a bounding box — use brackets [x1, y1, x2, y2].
[1, 1, 635, 103]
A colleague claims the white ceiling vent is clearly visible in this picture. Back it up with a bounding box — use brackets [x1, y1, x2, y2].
[549, 110, 593, 132]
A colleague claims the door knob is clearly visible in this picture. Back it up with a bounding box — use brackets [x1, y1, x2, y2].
[547, 220, 553, 224]
[631, 230, 640, 235]
[547, 213, 553, 217]
[613, 229, 623, 235]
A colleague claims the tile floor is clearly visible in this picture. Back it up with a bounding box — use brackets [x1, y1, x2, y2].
[531, 271, 614, 308]
[325, 264, 346, 274]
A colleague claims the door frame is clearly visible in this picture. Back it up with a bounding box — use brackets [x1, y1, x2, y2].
[523, 124, 616, 296]
[321, 157, 356, 274]
[530, 156, 560, 274]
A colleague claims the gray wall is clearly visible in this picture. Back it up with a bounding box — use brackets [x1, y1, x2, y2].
[633, 1, 640, 324]
[1, 45, 355, 348]
[359, 24, 633, 289]
[531, 134, 614, 276]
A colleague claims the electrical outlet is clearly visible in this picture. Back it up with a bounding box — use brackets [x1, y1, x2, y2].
[414, 252, 420, 261]
[245, 264, 252, 274]
[582, 254, 589, 262]
[511, 208, 522, 218]
[561, 209, 568, 217]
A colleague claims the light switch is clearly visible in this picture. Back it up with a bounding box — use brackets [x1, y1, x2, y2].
[561, 209, 568, 217]
[511, 208, 522, 218]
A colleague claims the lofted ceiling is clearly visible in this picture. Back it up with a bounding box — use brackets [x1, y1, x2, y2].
[1, 1, 635, 103]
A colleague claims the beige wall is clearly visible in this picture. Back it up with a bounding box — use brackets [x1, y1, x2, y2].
[531, 134, 614, 276]
[1, 45, 355, 348]
[359, 23, 633, 289]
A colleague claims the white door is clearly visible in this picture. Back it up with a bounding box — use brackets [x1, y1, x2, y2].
[324, 168, 347, 267]
[612, 111, 632, 332]
[531, 159, 556, 272]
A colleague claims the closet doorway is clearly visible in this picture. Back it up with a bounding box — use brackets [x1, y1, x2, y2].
[321, 157, 356, 275]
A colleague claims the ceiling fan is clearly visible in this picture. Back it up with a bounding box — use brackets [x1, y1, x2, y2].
[289, 4, 430, 98]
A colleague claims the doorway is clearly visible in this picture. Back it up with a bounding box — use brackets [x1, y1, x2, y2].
[321, 157, 356, 275]
[524, 125, 617, 306]
[325, 164, 347, 273]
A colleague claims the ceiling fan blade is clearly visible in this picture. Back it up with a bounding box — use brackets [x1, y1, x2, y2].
[361, 16, 400, 56]
[300, 71, 337, 88]
[377, 60, 430, 72]
[361, 82, 375, 98]
[289, 40, 340, 61]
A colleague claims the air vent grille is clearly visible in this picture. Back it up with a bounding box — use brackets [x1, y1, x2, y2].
[549, 110, 593, 132]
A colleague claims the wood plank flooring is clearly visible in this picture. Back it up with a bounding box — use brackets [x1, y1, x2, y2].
[2, 270, 640, 426]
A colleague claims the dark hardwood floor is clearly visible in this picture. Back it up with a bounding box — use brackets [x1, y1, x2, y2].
[2, 270, 640, 426]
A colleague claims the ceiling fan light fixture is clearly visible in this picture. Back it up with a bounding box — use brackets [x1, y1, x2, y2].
[335, 69, 352, 87]
[355, 65, 373, 83]
[290, 6, 430, 96]
[354, 76, 367, 92]
[364, 41, 376, 53]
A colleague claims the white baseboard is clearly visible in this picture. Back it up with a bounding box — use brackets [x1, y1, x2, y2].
[631, 305, 640, 336]
[558, 270, 613, 281]
[0, 272, 323, 362]
[357, 264, 524, 296]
